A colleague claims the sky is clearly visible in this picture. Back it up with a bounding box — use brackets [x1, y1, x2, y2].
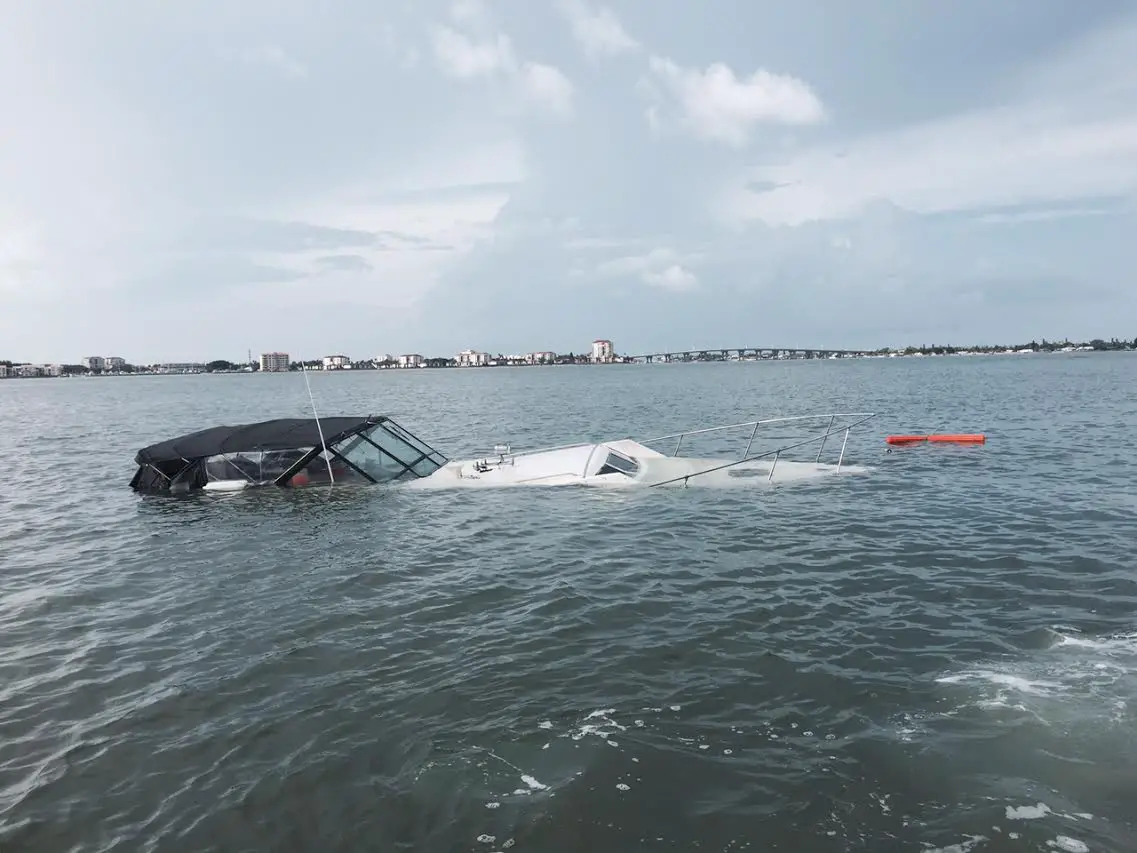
[2, 0, 1136, 363]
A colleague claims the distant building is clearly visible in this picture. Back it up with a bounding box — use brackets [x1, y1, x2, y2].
[528, 351, 557, 364]
[85, 356, 106, 372]
[153, 362, 206, 373]
[105, 356, 126, 370]
[260, 352, 290, 372]
[322, 354, 351, 370]
[591, 339, 614, 363]
[398, 354, 424, 368]
[15, 364, 45, 377]
[0, 365, 8, 378]
[44, 364, 63, 377]
[457, 349, 489, 367]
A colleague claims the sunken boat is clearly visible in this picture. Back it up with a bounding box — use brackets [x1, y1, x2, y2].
[129, 415, 447, 492]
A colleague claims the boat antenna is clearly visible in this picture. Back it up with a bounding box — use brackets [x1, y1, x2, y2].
[302, 365, 335, 486]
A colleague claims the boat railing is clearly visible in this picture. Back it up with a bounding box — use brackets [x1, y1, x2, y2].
[638, 411, 877, 488]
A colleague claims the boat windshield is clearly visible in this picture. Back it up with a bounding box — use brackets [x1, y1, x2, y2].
[327, 421, 446, 482]
[596, 448, 640, 477]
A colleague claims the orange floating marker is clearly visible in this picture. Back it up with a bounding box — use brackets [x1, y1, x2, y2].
[886, 434, 985, 445]
[886, 435, 930, 445]
[927, 434, 985, 444]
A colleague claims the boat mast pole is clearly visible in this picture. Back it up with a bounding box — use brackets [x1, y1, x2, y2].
[302, 366, 336, 486]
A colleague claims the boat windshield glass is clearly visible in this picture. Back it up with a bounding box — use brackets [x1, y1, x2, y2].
[330, 422, 446, 482]
[596, 448, 640, 477]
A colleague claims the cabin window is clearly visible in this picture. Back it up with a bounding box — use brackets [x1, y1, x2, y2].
[288, 450, 369, 485]
[596, 449, 640, 477]
[203, 449, 311, 483]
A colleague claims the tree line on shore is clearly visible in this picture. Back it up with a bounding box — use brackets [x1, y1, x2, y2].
[3, 337, 1135, 376]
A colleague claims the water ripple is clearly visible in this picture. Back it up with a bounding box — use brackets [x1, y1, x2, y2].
[2, 357, 1136, 851]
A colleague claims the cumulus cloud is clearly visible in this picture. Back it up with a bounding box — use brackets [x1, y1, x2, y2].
[720, 105, 1137, 226]
[643, 264, 699, 292]
[556, 0, 640, 60]
[719, 17, 1137, 225]
[591, 247, 701, 292]
[517, 62, 576, 119]
[643, 56, 825, 146]
[431, 26, 513, 78]
[429, 3, 575, 119]
[1, 0, 1134, 362]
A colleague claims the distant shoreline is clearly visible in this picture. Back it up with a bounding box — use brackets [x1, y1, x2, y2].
[2, 345, 1132, 379]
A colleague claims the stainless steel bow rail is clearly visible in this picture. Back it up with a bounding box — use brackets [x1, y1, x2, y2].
[634, 412, 878, 488]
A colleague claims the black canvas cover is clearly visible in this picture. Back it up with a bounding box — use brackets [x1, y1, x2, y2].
[135, 416, 387, 465]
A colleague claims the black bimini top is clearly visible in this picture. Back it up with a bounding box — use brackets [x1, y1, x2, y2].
[135, 416, 387, 465]
[129, 414, 447, 492]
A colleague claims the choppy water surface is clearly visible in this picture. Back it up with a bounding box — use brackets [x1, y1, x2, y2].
[2, 356, 1136, 852]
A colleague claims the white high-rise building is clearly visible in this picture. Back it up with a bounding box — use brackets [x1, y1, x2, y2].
[85, 356, 106, 372]
[260, 352, 290, 372]
[105, 356, 126, 370]
[457, 349, 489, 366]
[590, 339, 614, 363]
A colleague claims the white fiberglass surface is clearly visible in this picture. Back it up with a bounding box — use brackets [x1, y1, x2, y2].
[401, 445, 871, 491]
[634, 456, 871, 488]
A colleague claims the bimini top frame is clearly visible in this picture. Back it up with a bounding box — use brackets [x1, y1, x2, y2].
[129, 414, 448, 492]
[634, 411, 878, 487]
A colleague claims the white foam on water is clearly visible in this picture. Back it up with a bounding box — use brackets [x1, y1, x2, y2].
[1006, 803, 1052, 820]
[938, 672, 1062, 695]
[1053, 628, 1137, 655]
[934, 628, 1137, 728]
[475, 749, 556, 803]
[922, 834, 987, 853]
[520, 774, 547, 791]
[1048, 836, 1089, 852]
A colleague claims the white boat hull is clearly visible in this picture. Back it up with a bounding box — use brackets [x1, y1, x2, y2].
[402, 437, 869, 491]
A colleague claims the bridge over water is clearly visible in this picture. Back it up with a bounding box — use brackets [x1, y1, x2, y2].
[628, 347, 879, 363]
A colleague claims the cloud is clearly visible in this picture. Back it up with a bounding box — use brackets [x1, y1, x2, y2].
[238, 45, 308, 79]
[556, 0, 640, 60]
[314, 254, 374, 272]
[644, 264, 699, 292]
[1, 1, 1135, 364]
[719, 18, 1137, 225]
[431, 26, 512, 78]
[592, 247, 701, 292]
[429, 3, 575, 119]
[972, 202, 1122, 225]
[721, 105, 1137, 226]
[517, 62, 575, 119]
[643, 57, 826, 146]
